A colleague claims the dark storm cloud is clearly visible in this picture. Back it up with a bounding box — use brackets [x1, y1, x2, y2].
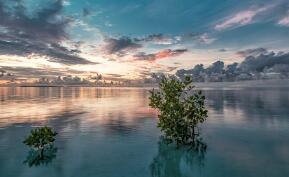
[236, 48, 268, 57]
[0, 0, 94, 65]
[0, 39, 96, 65]
[133, 49, 188, 62]
[0, 0, 67, 42]
[175, 49, 289, 82]
[240, 51, 289, 72]
[103, 37, 142, 56]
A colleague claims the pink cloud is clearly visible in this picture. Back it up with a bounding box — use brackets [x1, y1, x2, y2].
[215, 6, 269, 31]
[133, 49, 187, 62]
[278, 11, 289, 26]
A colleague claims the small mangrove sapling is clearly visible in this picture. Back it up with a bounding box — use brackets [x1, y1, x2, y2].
[149, 76, 208, 146]
[23, 126, 57, 159]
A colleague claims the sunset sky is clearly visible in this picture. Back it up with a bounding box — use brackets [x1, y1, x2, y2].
[0, 0, 289, 81]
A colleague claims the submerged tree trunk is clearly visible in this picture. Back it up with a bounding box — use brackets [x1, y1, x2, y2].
[192, 126, 195, 143]
[40, 148, 44, 159]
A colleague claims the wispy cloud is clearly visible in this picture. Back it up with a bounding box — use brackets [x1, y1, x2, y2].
[133, 49, 187, 62]
[198, 33, 216, 44]
[278, 10, 289, 26]
[179, 33, 216, 45]
[0, 66, 88, 78]
[135, 34, 177, 45]
[215, 6, 270, 31]
[63, 0, 71, 6]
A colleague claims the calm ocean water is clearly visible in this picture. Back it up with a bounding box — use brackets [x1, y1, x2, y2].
[0, 87, 288, 177]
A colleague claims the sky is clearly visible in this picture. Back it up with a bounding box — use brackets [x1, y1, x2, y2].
[0, 0, 289, 81]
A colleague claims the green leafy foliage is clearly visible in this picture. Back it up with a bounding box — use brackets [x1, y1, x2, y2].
[23, 126, 57, 149]
[149, 76, 208, 145]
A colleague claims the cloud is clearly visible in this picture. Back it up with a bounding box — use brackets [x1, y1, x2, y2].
[135, 34, 176, 45]
[0, 0, 68, 42]
[102, 37, 142, 56]
[166, 66, 178, 72]
[138, 70, 152, 77]
[135, 33, 216, 46]
[240, 51, 289, 71]
[278, 10, 289, 26]
[0, 0, 94, 65]
[104, 21, 113, 27]
[83, 8, 91, 17]
[103, 73, 126, 81]
[133, 52, 156, 61]
[198, 33, 216, 44]
[180, 33, 216, 45]
[219, 48, 227, 52]
[0, 66, 87, 78]
[155, 49, 187, 58]
[175, 49, 289, 82]
[0, 39, 96, 65]
[236, 48, 268, 57]
[215, 6, 269, 31]
[102, 33, 213, 61]
[133, 49, 187, 62]
[106, 73, 124, 78]
[63, 0, 71, 6]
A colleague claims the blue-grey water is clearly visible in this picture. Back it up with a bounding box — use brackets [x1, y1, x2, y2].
[0, 87, 288, 177]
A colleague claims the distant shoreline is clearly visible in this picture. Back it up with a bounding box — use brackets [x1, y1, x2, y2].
[0, 79, 289, 88]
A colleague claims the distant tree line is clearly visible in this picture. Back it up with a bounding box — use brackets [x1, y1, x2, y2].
[35, 74, 123, 86]
[0, 69, 14, 77]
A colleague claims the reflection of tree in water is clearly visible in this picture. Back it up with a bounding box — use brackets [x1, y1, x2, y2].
[24, 145, 57, 167]
[150, 138, 207, 177]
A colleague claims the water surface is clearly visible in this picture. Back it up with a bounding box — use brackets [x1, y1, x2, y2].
[0, 87, 288, 177]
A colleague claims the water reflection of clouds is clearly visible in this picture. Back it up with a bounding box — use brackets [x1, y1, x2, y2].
[0, 87, 159, 139]
[0, 87, 157, 128]
[198, 88, 289, 177]
[204, 128, 289, 177]
[204, 89, 289, 128]
[1, 87, 289, 177]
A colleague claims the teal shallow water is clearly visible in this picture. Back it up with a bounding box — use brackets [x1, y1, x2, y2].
[0, 87, 288, 177]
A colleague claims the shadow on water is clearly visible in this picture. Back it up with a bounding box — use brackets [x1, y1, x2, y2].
[150, 138, 207, 177]
[24, 145, 58, 167]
